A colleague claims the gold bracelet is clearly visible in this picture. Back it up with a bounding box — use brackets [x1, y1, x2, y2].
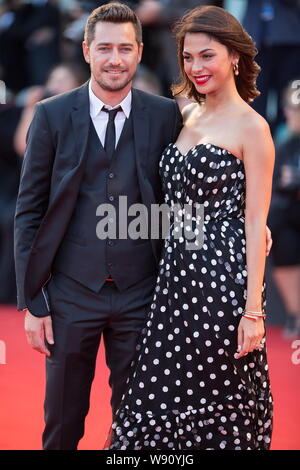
[244, 313, 266, 317]
[242, 310, 267, 318]
[243, 310, 263, 314]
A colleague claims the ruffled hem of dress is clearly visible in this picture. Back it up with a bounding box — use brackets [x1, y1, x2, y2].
[104, 393, 273, 451]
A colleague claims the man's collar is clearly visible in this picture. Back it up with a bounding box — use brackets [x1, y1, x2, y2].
[89, 80, 131, 118]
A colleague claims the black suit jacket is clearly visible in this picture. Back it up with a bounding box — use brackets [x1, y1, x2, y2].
[14, 82, 182, 316]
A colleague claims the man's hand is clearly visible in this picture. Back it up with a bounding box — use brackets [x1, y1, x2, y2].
[266, 225, 272, 256]
[24, 310, 54, 357]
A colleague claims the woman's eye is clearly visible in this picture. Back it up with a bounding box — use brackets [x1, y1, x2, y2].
[183, 56, 191, 61]
[203, 54, 213, 59]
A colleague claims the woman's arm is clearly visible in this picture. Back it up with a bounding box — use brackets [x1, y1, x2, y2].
[236, 114, 275, 359]
[243, 116, 275, 311]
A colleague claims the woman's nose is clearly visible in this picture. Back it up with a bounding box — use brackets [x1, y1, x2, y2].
[191, 59, 204, 74]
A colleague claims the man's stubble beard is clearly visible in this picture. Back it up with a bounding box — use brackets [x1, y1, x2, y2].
[95, 70, 136, 93]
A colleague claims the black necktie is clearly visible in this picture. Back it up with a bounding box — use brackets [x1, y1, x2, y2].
[103, 107, 122, 160]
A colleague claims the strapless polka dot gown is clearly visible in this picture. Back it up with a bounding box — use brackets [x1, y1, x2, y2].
[106, 143, 273, 450]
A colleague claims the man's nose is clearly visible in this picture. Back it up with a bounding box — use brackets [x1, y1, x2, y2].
[109, 48, 122, 66]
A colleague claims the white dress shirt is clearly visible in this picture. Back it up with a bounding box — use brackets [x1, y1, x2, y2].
[88, 81, 132, 149]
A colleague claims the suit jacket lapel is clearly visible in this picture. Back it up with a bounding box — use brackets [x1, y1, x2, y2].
[71, 81, 91, 167]
[131, 88, 150, 179]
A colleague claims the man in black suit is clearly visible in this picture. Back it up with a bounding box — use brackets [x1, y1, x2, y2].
[14, 2, 182, 450]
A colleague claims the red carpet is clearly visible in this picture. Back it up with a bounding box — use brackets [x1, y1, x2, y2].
[0, 306, 299, 450]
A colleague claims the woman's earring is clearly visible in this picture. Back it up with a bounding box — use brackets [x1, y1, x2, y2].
[234, 63, 239, 76]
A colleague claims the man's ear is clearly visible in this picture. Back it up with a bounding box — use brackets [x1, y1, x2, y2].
[82, 41, 90, 64]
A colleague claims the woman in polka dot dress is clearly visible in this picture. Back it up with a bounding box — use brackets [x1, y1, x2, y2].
[106, 6, 274, 450]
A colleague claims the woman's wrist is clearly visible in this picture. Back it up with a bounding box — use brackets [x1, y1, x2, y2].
[242, 301, 266, 321]
[245, 303, 263, 312]
[242, 315, 265, 322]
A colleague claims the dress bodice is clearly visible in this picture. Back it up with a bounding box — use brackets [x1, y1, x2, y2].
[159, 143, 245, 222]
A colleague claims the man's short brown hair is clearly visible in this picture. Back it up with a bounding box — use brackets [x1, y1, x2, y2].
[84, 2, 143, 46]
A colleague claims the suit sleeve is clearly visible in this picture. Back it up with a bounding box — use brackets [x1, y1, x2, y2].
[14, 102, 55, 310]
[172, 99, 183, 143]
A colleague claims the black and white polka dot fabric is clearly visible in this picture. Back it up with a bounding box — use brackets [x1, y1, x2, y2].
[106, 143, 273, 450]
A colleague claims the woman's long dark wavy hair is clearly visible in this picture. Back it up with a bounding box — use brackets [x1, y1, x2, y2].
[172, 6, 260, 104]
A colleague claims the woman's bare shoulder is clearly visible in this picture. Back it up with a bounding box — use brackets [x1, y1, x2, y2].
[239, 106, 271, 134]
[174, 96, 201, 122]
[238, 107, 274, 161]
